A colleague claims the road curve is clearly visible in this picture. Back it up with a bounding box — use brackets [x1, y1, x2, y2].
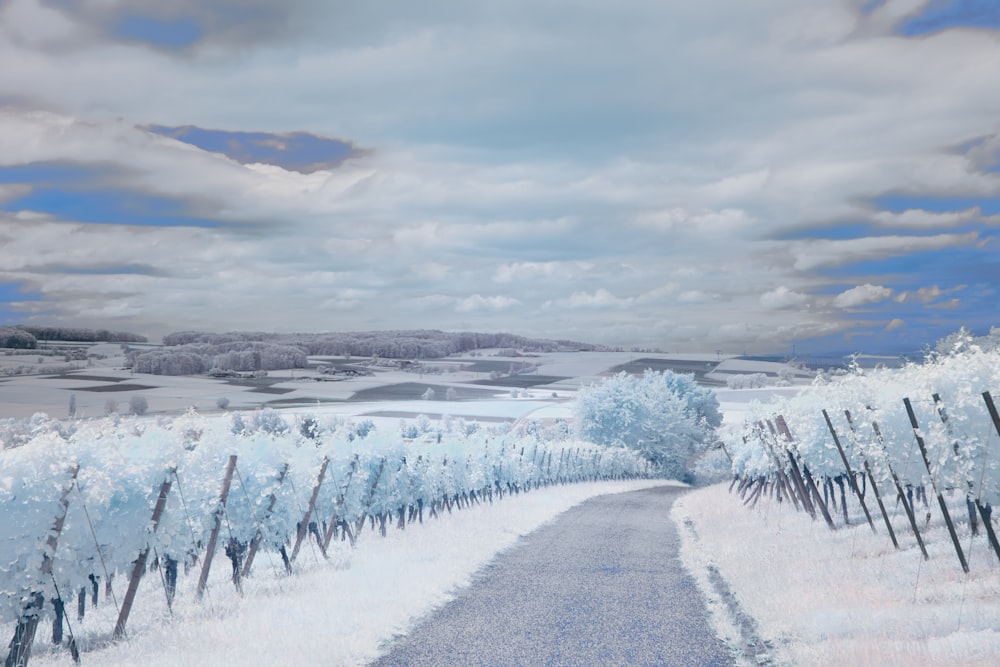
[371, 484, 733, 666]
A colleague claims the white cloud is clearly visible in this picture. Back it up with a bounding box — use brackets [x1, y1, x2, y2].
[916, 284, 965, 303]
[635, 207, 754, 234]
[872, 208, 979, 229]
[1, 1, 997, 351]
[492, 261, 592, 283]
[789, 234, 979, 271]
[885, 318, 905, 331]
[833, 284, 893, 308]
[455, 294, 520, 312]
[760, 286, 809, 310]
[563, 289, 633, 309]
[678, 290, 713, 304]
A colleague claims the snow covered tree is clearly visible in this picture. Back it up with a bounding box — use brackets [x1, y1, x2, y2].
[128, 395, 149, 416]
[575, 370, 721, 480]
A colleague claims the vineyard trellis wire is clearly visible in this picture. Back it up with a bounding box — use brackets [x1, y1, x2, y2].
[1, 411, 652, 666]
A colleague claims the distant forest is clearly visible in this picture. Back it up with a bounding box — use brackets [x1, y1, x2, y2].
[130, 329, 609, 376]
[0, 325, 147, 348]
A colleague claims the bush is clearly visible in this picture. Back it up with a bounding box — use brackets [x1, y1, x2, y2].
[128, 395, 149, 416]
[575, 370, 721, 480]
[250, 409, 289, 435]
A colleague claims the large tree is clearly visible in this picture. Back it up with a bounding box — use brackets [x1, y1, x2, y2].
[575, 370, 721, 480]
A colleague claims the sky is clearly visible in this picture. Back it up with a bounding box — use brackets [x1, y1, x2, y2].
[1, 0, 999, 355]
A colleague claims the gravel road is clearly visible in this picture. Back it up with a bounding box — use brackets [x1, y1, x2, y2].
[371, 484, 734, 666]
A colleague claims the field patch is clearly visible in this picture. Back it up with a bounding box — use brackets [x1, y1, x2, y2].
[44, 374, 127, 382]
[471, 375, 568, 389]
[71, 383, 157, 392]
[361, 410, 514, 423]
[609, 358, 723, 386]
[349, 382, 500, 402]
[248, 386, 295, 395]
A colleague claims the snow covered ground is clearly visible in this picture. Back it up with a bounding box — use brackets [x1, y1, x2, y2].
[17, 354, 1000, 666]
[27, 479, 670, 667]
[24, 471, 1000, 667]
[673, 483, 1000, 666]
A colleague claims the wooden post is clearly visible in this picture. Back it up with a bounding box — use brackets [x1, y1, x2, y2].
[196, 455, 238, 600]
[871, 420, 928, 559]
[822, 410, 876, 531]
[760, 421, 801, 512]
[933, 393, 980, 536]
[844, 410, 899, 550]
[322, 457, 357, 552]
[241, 464, 289, 579]
[977, 392, 1000, 564]
[356, 458, 386, 535]
[774, 418, 815, 518]
[903, 397, 968, 573]
[114, 475, 173, 639]
[5, 465, 79, 667]
[291, 457, 329, 562]
[774, 417, 835, 529]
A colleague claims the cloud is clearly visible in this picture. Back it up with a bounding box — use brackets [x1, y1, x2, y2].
[678, 290, 714, 304]
[635, 207, 754, 234]
[455, 294, 520, 312]
[563, 289, 632, 309]
[788, 233, 980, 271]
[871, 207, 981, 228]
[915, 284, 965, 303]
[492, 261, 592, 283]
[885, 317, 905, 331]
[1, 1, 999, 352]
[833, 284, 894, 308]
[760, 286, 809, 310]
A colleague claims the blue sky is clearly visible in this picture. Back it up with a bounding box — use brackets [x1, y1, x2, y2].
[1, 1, 999, 355]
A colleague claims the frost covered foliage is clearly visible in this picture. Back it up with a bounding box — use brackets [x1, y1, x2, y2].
[575, 370, 722, 481]
[0, 327, 37, 349]
[162, 329, 608, 359]
[0, 410, 649, 626]
[0, 413, 74, 449]
[130, 342, 307, 375]
[724, 344, 1000, 504]
[726, 373, 769, 389]
[933, 326, 1000, 357]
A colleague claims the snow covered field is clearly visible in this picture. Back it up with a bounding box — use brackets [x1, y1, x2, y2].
[7, 345, 999, 665]
[674, 483, 1000, 666]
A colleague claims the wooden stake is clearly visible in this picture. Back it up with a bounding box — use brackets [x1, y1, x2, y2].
[197, 455, 238, 600]
[933, 393, 981, 536]
[772, 424, 815, 516]
[322, 457, 358, 552]
[822, 410, 876, 531]
[114, 475, 173, 639]
[844, 410, 899, 550]
[241, 464, 289, 579]
[871, 420, 927, 559]
[6, 465, 79, 667]
[760, 421, 801, 512]
[977, 392, 1000, 564]
[291, 457, 329, 562]
[903, 397, 968, 573]
[774, 417, 834, 529]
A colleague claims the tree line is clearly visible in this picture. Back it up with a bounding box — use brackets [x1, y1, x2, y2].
[160, 329, 607, 361]
[0, 325, 147, 348]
